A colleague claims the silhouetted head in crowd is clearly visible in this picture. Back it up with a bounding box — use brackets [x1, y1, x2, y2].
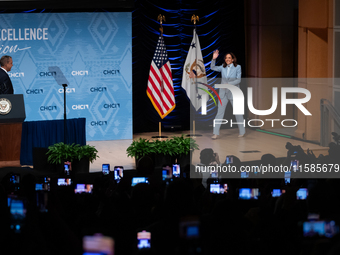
[137, 155, 154, 176]
[200, 148, 218, 165]
[261, 153, 276, 166]
[328, 142, 340, 163]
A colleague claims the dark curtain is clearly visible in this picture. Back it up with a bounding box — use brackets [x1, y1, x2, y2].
[20, 118, 86, 165]
[132, 0, 245, 133]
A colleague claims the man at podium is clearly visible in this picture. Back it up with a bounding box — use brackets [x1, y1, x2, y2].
[0, 55, 14, 94]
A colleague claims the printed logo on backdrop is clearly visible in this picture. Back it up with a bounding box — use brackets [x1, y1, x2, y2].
[88, 92, 120, 137]
[71, 52, 88, 87]
[40, 14, 68, 54]
[89, 13, 118, 53]
[39, 88, 68, 120]
[99, 46, 132, 93]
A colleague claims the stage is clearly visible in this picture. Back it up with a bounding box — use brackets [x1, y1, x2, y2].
[88, 128, 328, 172]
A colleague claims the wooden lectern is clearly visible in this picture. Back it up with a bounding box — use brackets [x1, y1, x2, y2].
[0, 94, 26, 167]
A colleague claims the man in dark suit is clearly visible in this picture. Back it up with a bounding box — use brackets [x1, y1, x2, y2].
[0, 55, 14, 94]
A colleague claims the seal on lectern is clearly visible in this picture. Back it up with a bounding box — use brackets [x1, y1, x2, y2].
[0, 98, 12, 115]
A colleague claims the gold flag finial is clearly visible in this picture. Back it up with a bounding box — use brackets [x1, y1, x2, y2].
[158, 14, 166, 34]
[191, 15, 199, 25]
[157, 14, 165, 24]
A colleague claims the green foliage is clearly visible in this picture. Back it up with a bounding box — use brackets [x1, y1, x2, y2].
[126, 138, 157, 158]
[126, 135, 199, 158]
[47, 142, 99, 165]
[170, 135, 199, 155]
[76, 144, 99, 163]
[153, 139, 177, 156]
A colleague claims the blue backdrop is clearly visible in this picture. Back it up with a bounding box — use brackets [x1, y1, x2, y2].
[0, 12, 132, 141]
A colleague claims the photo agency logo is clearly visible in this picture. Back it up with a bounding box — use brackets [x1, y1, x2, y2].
[200, 80, 312, 128]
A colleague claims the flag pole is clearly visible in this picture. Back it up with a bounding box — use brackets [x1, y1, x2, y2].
[152, 14, 168, 139]
[187, 14, 202, 138]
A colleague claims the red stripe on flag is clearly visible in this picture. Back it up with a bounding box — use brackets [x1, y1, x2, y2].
[146, 36, 176, 118]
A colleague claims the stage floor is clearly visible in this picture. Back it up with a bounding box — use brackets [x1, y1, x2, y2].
[88, 128, 328, 172]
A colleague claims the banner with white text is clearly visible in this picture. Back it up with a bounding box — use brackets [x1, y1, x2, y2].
[0, 12, 132, 140]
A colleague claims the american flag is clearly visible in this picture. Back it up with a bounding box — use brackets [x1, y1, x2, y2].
[146, 35, 175, 119]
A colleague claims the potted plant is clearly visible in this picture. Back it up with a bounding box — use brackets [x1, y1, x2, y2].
[126, 138, 157, 166]
[47, 143, 99, 173]
[47, 142, 78, 164]
[46, 142, 79, 172]
[170, 135, 199, 167]
[152, 139, 176, 167]
[126, 136, 199, 169]
[73, 144, 99, 173]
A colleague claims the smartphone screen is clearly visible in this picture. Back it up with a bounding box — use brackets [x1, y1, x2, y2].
[114, 166, 124, 183]
[238, 188, 260, 200]
[296, 188, 308, 200]
[57, 178, 72, 186]
[10, 174, 20, 184]
[35, 182, 50, 191]
[284, 172, 291, 184]
[75, 184, 94, 194]
[226, 156, 233, 164]
[172, 164, 180, 178]
[291, 159, 299, 171]
[179, 217, 200, 239]
[64, 161, 72, 175]
[303, 221, 339, 238]
[271, 189, 285, 197]
[83, 235, 114, 255]
[162, 165, 172, 180]
[7, 194, 18, 207]
[9, 198, 27, 233]
[209, 183, 228, 194]
[137, 231, 151, 249]
[240, 172, 249, 178]
[102, 164, 110, 175]
[131, 177, 149, 187]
